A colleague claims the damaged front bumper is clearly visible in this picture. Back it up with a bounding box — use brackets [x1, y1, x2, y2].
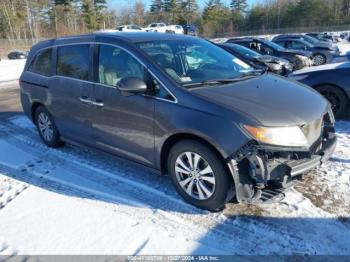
[228, 124, 337, 203]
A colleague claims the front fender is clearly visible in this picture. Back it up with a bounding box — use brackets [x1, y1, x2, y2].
[154, 99, 250, 169]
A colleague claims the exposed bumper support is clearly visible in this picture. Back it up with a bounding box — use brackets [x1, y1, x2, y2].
[288, 134, 337, 177]
[227, 133, 337, 203]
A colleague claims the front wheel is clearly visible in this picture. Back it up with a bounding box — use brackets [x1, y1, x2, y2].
[167, 140, 231, 211]
[313, 54, 326, 66]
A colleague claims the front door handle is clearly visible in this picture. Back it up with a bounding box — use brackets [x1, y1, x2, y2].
[91, 100, 104, 107]
[79, 96, 92, 104]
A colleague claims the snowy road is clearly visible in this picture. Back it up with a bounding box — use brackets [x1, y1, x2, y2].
[0, 114, 349, 254]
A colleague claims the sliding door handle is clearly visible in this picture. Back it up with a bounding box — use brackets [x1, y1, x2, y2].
[91, 100, 104, 107]
[79, 97, 92, 104]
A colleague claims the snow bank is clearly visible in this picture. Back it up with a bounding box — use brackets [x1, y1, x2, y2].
[0, 59, 26, 84]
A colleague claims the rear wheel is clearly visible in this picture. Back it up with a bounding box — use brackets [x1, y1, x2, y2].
[34, 106, 62, 147]
[167, 140, 231, 211]
[315, 85, 348, 118]
[313, 54, 326, 66]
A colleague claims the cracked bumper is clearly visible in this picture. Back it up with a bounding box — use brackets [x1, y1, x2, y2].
[228, 133, 337, 203]
[287, 134, 337, 177]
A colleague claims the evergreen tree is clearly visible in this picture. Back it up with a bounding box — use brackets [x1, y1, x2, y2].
[230, 0, 248, 13]
[150, 0, 163, 13]
[82, 0, 98, 31]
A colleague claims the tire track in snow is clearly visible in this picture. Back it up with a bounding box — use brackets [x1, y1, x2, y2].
[1, 117, 349, 254]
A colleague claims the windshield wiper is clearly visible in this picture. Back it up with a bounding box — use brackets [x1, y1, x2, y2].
[183, 78, 245, 88]
[240, 68, 267, 77]
[183, 69, 266, 88]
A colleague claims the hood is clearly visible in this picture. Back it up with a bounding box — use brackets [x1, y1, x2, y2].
[191, 74, 328, 127]
[283, 49, 312, 57]
[257, 55, 289, 65]
[292, 62, 350, 75]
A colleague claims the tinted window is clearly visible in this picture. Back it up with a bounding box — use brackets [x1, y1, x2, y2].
[57, 45, 89, 80]
[29, 48, 52, 76]
[98, 45, 144, 86]
[289, 41, 304, 49]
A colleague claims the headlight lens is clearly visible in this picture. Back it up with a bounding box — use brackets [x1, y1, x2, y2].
[243, 125, 308, 147]
[295, 55, 307, 60]
[265, 62, 282, 72]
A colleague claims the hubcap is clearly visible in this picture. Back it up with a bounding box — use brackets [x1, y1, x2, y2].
[313, 55, 325, 66]
[175, 152, 215, 200]
[38, 112, 53, 142]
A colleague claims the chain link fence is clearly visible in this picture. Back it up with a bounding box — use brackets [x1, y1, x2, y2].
[208, 24, 350, 39]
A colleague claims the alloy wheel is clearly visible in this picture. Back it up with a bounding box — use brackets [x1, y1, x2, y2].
[174, 152, 216, 200]
[313, 54, 326, 66]
[37, 112, 54, 142]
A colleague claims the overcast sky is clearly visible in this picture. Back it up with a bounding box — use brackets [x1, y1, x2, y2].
[107, 0, 262, 11]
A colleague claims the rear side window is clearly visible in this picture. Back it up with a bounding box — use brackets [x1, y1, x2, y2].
[57, 45, 90, 80]
[28, 48, 52, 76]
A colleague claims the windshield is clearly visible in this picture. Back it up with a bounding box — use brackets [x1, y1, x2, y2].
[226, 43, 260, 59]
[137, 39, 254, 87]
[262, 40, 285, 51]
[302, 35, 318, 44]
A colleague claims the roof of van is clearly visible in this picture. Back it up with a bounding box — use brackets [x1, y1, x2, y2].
[28, 32, 198, 57]
[53, 32, 196, 43]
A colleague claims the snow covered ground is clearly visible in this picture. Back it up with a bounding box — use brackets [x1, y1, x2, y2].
[0, 59, 26, 85]
[0, 116, 349, 255]
[0, 44, 349, 255]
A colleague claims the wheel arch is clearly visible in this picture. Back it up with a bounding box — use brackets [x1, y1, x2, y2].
[31, 102, 45, 122]
[159, 133, 232, 180]
[313, 83, 350, 104]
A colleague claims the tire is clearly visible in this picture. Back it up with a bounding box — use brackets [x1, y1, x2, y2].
[167, 140, 231, 211]
[313, 54, 326, 66]
[315, 85, 348, 118]
[34, 106, 62, 147]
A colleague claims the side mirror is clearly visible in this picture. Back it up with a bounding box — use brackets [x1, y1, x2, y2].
[117, 77, 147, 95]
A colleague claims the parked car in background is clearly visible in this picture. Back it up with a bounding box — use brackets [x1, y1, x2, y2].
[20, 32, 337, 211]
[8, 51, 27, 59]
[273, 38, 336, 66]
[290, 62, 350, 118]
[183, 24, 198, 36]
[340, 32, 349, 39]
[145, 23, 168, 33]
[218, 43, 293, 76]
[272, 34, 339, 54]
[306, 33, 332, 43]
[116, 25, 145, 32]
[226, 37, 313, 70]
[166, 25, 184, 34]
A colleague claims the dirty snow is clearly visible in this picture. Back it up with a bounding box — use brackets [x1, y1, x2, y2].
[0, 43, 349, 255]
[0, 115, 349, 255]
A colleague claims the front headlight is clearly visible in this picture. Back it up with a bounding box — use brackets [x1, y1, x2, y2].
[243, 125, 308, 147]
[265, 62, 282, 72]
[295, 55, 307, 61]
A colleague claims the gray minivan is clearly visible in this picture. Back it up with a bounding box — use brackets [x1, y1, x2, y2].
[20, 32, 337, 211]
